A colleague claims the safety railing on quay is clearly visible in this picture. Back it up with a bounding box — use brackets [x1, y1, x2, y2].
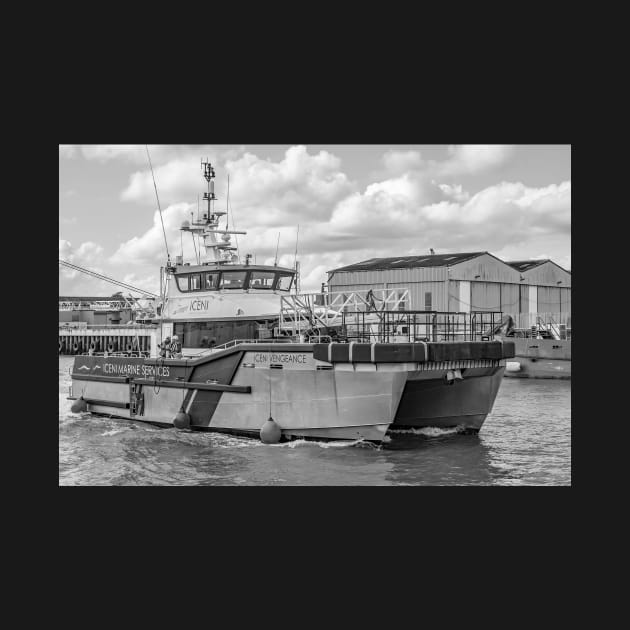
[336, 310, 505, 343]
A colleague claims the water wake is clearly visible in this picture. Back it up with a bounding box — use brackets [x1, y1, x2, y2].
[276, 438, 379, 450]
[388, 426, 461, 437]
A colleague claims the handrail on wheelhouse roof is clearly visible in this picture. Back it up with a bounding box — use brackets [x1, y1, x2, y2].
[171, 263, 296, 275]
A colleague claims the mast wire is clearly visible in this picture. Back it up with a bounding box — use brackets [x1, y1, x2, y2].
[227, 178, 240, 261]
[58, 259, 158, 297]
[145, 145, 170, 261]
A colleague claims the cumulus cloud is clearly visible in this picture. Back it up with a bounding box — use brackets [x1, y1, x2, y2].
[65, 144, 569, 294]
[222, 145, 354, 226]
[121, 272, 160, 295]
[111, 202, 197, 266]
[382, 149, 423, 174]
[122, 159, 210, 206]
[120, 148, 251, 206]
[437, 144, 514, 176]
[59, 239, 113, 294]
[436, 182, 470, 203]
[120, 145, 355, 231]
[291, 178, 570, 287]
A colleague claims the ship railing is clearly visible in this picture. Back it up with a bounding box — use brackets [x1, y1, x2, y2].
[325, 310, 505, 343]
[59, 323, 158, 330]
[280, 287, 410, 336]
[182, 336, 310, 357]
[187, 338, 279, 355]
[74, 351, 151, 358]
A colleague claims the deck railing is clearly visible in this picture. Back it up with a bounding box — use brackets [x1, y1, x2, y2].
[335, 310, 505, 343]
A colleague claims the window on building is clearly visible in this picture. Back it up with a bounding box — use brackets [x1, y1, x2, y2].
[276, 273, 294, 291]
[249, 271, 275, 289]
[424, 292, 432, 311]
[176, 275, 189, 292]
[219, 271, 247, 289]
[204, 273, 219, 290]
[190, 274, 202, 291]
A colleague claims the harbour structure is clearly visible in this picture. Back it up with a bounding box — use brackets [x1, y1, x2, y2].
[327, 253, 571, 327]
[67, 158, 516, 442]
[500, 259, 571, 378]
[59, 295, 159, 356]
[327, 253, 571, 379]
[59, 295, 157, 326]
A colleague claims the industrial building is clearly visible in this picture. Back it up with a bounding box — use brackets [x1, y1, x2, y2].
[59, 295, 157, 326]
[327, 252, 571, 327]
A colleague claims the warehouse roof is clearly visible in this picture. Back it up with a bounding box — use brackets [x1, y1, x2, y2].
[505, 260, 550, 272]
[506, 260, 571, 274]
[330, 252, 486, 273]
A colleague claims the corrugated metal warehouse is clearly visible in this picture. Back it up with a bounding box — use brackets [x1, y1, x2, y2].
[327, 252, 571, 326]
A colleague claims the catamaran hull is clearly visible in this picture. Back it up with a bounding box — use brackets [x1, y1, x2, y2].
[69, 341, 514, 442]
[393, 367, 505, 432]
[69, 345, 406, 442]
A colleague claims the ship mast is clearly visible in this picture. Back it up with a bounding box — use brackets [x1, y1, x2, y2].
[179, 160, 246, 265]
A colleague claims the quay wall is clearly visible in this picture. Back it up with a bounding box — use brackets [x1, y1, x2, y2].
[59, 326, 158, 357]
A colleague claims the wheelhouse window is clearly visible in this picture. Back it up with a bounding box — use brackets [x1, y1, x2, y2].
[176, 275, 189, 292]
[249, 271, 275, 289]
[204, 272, 219, 290]
[190, 274, 202, 291]
[219, 271, 247, 289]
[276, 273, 294, 291]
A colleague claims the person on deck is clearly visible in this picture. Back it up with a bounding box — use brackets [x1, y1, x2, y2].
[170, 335, 182, 359]
[159, 336, 171, 358]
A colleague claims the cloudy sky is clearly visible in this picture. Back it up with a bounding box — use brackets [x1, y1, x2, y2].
[59, 144, 571, 295]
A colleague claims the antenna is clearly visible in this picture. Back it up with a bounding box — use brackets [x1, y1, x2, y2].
[293, 224, 300, 269]
[226, 174, 230, 230]
[201, 158, 216, 220]
[190, 212, 199, 264]
[274, 232, 280, 266]
[295, 260, 300, 294]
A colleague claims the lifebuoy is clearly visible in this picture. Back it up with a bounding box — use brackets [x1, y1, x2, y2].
[73, 343, 79, 353]
[90, 341, 96, 350]
[107, 342, 115, 352]
[126, 342, 134, 351]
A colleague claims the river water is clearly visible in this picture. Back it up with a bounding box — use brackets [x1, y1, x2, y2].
[58, 357, 571, 486]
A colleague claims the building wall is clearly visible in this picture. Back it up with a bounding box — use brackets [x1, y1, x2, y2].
[471, 282, 501, 311]
[58, 309, 131, 325]
[538, 287, 562, 313]
[328, 255, 571, 317]
[500, 283, 520, 315]
[449, 253, 522, 283]
[329, 281, 448, 311]
[520, 261, 571, 287]
[328, 266, 448, 288]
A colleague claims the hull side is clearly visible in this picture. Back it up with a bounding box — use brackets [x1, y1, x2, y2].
[393, 367, 504, 431]
[206, 354, 407, 440]
[70, 349, 407, 442]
